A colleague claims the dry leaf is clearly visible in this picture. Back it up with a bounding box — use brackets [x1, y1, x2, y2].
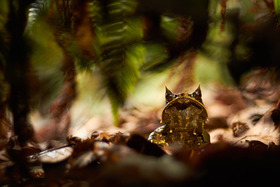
[210, 101, 280, 146]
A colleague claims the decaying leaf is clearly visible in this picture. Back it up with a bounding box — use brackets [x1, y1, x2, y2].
[210, 100, 280, 146]
[28, 145, 73, 164]
[240, 101, 280, 145]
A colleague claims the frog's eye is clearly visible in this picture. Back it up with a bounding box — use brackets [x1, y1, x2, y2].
[165, 87, 178, 104]
[189, 85, 203, 103]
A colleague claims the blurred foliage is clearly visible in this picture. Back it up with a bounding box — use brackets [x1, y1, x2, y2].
[1, 0, 280, 129]
[275, 0, 280, 21]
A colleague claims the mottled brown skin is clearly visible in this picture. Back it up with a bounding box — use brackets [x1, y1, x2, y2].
[148, 86, 210, 148]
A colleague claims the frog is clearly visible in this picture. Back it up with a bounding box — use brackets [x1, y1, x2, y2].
[148, 85, 210, 148]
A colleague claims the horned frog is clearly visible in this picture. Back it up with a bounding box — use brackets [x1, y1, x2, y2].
[148, 86, 210, 148]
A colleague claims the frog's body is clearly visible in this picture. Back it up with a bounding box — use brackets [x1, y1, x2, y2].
[148, 86, 210, 148]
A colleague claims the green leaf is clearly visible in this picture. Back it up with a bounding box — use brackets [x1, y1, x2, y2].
[95, 0, 141, 126]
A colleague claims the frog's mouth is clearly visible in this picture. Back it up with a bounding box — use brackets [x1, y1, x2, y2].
[164, 97, 208, 117]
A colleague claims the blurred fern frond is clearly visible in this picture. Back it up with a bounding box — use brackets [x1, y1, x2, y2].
[25, 0, 211, 126]
[93, 0, 141, 124]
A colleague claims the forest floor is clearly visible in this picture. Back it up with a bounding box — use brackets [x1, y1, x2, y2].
[1, 83, 280, 186]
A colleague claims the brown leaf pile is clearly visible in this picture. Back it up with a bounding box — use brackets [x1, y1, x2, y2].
[2, 70, 280, 186]
[1, 128, 280, 186]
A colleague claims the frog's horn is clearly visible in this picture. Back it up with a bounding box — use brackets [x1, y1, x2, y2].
[190, 85, 203, 103]
[165, 86, 176, 103]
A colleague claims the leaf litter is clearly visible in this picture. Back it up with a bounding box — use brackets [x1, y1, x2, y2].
[2, 79, 280, 186]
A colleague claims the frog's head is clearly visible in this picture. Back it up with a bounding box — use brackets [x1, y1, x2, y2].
[165, 85, 203, 105]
